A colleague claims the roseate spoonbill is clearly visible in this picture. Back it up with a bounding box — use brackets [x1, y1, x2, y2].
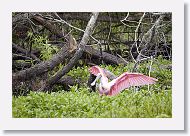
[89, 66, 158, 96]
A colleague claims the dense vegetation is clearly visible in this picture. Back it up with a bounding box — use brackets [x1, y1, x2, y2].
[12, 89, 172, 118]
[13, 57, 172, 118]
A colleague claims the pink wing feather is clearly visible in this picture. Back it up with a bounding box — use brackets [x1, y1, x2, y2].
[89, 66, 106, 77]
[109, 73, 158, 96]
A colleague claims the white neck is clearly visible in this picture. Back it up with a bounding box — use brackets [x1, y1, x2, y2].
[91, 73, 102, 86]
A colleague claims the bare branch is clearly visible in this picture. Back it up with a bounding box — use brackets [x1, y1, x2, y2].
[46, 12, 102, 45]
[130, 12, 146, 62]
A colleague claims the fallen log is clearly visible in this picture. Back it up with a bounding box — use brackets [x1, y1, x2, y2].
[13, 54, 33, 60]
[12, 38, 76, 84]
[12, 43, 40, 62]
[84, 46, 127, 65]
[56, 76, 81, 90]
[13, 75, 78, 95]
[13, 61, 32, 71]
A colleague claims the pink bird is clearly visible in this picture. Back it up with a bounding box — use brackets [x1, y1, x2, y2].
[89, 65, 158, 96]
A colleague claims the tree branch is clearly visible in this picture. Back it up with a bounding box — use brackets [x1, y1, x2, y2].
[32, 14, 64, 38]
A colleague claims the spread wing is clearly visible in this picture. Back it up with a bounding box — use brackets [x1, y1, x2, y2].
[109, 73, 158, 96]
[89, 66, 116, 80]
[103, 69, 117, 80]
[89, 66, 105, 76]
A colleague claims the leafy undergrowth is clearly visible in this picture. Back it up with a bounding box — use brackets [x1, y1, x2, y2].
[12, 56, 172, 118]
[13, 88, 172, 118]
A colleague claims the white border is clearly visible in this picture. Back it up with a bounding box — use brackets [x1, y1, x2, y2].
[0, 0, 184, 130]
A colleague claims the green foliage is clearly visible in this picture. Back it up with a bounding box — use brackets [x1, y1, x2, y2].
[12, 57, 172, 118]
[27, 31, 59, 61]
[67, 66, 89, 84]
[12, 88, 172, 118]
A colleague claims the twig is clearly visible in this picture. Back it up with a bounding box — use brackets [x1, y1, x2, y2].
[117, 54, 128, 64]
[120, 12, 130, 22]
[148, 56, 153, 92]
[54, 12, 85, 32]
[134, 12, 146, 53]
[131, 13, 146, 62]
[50, 13, 101, 45]
[121, 12, 152, 26]
[161, 32, 171, 59]
[107, 13, 112, 44]
[120, 13, 137, 28]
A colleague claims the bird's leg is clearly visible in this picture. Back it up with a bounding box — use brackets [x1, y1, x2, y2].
[91, 73, 101, 86]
